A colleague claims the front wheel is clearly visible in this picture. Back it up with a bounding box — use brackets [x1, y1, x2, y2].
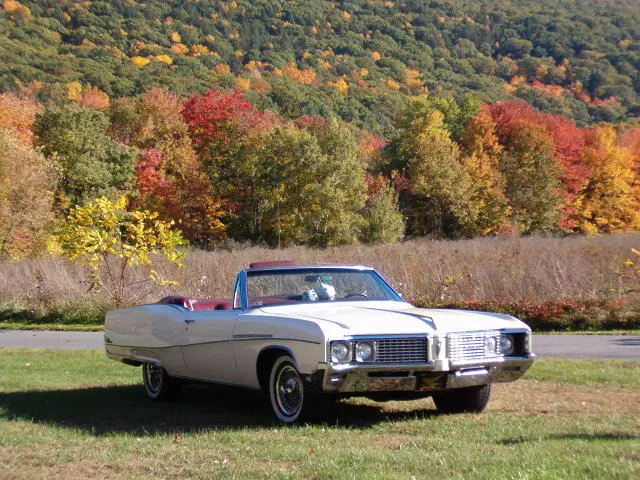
[433, 384, 491, 414]
[268, 356, 312, 423]
[142, 363, 180, 400]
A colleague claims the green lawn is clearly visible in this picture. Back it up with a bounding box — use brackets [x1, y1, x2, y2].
[0, 350, 638, 479]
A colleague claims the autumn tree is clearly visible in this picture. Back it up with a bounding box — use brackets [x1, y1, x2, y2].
[291, 119, 367, 246]
[388, 98, 477, 237]
[490, 101, 590, 231]
[57, 196, 186, 306]
[182, 89, 279, 240]
[134, 148, 179, 218]
[537, 112, 589, 230]
[182, 88, 277, 165]
[34, 105, 137, 210]
[0, 92, 40, 145]
[395, 95, 481, 141]
[111, 89, 228, 248]
[134, 148, 226, 248]
[497, 122, 563, 233]
[578, 126, 640, 233]
[459, 106, 511, 235]
[0, 129, 57, 258]
[360, 174, 405, 244]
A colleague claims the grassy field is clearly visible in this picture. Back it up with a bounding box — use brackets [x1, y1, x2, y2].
[0, 350, 638, 479]
[1, 233, 639, 331]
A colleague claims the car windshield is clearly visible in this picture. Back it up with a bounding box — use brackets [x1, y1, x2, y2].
[246, 268, 400, 308]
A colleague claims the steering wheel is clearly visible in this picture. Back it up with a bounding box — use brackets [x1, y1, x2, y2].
[343, 292, 369, 299]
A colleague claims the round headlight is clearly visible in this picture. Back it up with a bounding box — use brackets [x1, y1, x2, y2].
[355, 342, 374, 362]
[331, 342, 351, 363]
[500, 335, 514, 355]
[484, 336, 497, 356]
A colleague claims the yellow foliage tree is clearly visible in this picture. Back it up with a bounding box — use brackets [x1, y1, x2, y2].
[57, 196, 187, 306]
[170, 32, 181, 43]
[66, 81, 82, 102]
[578, 126, 640, 233]
[131, 56, 150, 67]
[153, 54, 173, 65]
[329, 77, 349, 94]
[279, 62, 317, 84]
[403, 68, 423, 90]
[460, 106, 511, 235]
[371, 51, 382, 61]
[190, 44, 210, 57]
[235, 77, 251, 90]
[171, 43, 188, 55]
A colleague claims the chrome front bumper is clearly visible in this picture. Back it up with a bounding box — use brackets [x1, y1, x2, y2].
[310, 355, 535, 393]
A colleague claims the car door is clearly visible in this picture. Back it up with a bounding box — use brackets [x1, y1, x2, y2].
[180, 309, 240, 384]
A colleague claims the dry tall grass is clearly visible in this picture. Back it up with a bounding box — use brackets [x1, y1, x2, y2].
[1, 234, 638, 319]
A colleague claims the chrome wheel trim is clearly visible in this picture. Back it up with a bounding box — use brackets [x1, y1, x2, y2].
[274, 365, 303, 418]
[145, 363, 163, 395]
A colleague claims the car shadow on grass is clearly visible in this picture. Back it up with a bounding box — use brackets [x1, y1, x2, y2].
[0, 383, 439, 434]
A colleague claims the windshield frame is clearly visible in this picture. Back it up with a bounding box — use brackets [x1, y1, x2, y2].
[237, 266, 403, 310]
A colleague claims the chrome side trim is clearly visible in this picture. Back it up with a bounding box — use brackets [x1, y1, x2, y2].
[171, 373, 262, 391]
[233, 333, 273, 339]
[107, 337, 322, 350]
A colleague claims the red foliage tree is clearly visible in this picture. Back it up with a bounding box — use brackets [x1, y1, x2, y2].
[134, 148, 226, 247]
[294, 115, 330, 131]
[134, 148, 179, 218]
[489, 101, 590, 230]
[182, 89, 277, 155]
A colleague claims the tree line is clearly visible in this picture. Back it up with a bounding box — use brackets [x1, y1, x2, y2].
[0, 87, 638, 258]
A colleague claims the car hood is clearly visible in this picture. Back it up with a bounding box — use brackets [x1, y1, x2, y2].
[259, 301, 529, 336]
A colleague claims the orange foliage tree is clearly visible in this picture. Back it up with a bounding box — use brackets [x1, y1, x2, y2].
[0, 129, 56, 258]
[0, 92, 40, 145]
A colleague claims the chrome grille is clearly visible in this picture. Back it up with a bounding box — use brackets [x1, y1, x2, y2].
[373, 337, 428, 363]
[448, 331, 499, 364]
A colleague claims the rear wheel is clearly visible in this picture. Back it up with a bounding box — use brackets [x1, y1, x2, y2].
[268, 356, 312, 423]
[433, 384, 491, 414]
[142, 363, 180, 400]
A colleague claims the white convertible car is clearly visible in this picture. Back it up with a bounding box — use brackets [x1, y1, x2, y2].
[104, 261, 535, 423]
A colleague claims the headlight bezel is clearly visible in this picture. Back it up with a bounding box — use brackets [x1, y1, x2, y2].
[484, 336, 498, 356]
[330, 339, 378, 364]
[354, 341, 375, 362]
[500, 334, 515, 355]
[330, 341, 352, 364]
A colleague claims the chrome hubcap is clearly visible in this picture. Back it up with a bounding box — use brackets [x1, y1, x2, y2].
[275, 365, 302, 417]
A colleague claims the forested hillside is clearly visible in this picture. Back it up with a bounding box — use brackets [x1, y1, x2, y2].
[1, 1, 639, 259]
[1, 0, 639, 134]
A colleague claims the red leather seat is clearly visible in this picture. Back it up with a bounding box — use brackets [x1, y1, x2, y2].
[158, 296, 232, 311]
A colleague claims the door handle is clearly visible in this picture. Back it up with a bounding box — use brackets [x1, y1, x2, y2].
[184, 319, 196, 324]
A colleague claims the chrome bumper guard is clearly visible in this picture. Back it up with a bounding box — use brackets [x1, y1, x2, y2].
[311, 355, 535, 393]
